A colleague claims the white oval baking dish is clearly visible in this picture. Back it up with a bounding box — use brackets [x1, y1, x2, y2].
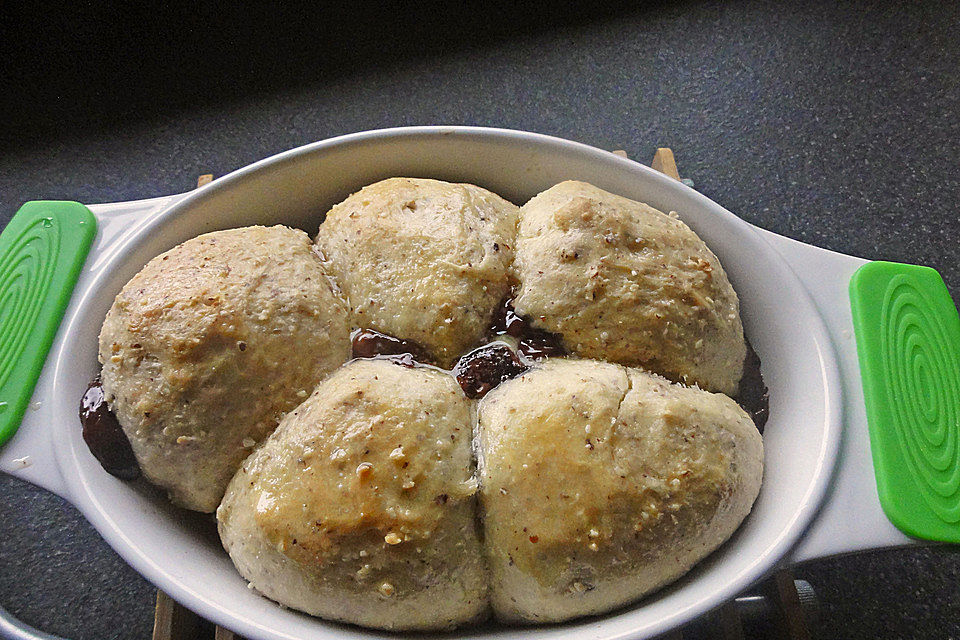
[1, 126, 956, 640]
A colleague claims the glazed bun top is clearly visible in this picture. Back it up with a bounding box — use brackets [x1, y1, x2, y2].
[513, 180, 746, 395]
[217, 358, 486, 631]
[98, 225, 350, 512]
[316, 177, 519, 367]
[477, 358, 762, 622]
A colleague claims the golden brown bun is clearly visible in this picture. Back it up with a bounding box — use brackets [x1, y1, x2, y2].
[477, 358, 762, 623]
[99, 225, 350, 512]
[513, 181, 746, 394]
[316, 177, 518, 367]
[217, 359, 487, 630]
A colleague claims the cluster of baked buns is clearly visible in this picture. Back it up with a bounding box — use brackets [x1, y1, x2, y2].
[95, 178, 763, 630]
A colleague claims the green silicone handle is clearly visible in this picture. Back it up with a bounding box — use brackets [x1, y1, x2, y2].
[0, 201, 96, 447]
[850, 261, 960, 542]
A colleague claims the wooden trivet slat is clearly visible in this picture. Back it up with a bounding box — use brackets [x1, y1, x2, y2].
[153, 591, 219, 640]
[651, 147, 681, 181]
[718, 601, 745, 640]
[215, 626, 241, 640]
[765, 568, 814, 640]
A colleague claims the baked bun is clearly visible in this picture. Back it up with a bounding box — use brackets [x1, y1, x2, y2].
[513, 181, 746, 394]
[98, 226, 350, 512]
[316, 178, 518, 367]
[477, 358, 762, 623]
[94, 176, 765, 631]
[217, 359, 487, 630]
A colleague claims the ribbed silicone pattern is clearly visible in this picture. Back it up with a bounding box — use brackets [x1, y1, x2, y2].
[0, 202, 95, 447]
[850, 261, 960, 542]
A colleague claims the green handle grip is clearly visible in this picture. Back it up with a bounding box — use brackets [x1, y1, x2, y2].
[0, 201, 96, 447]
[850, 261, 960, 543]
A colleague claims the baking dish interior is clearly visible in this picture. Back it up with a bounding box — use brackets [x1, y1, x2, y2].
[48, 128, 841, 640]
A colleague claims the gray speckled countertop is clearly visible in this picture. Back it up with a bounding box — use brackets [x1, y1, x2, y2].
[2, 1, 959, 638]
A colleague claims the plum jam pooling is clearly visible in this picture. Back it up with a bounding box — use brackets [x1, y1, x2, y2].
[79, 376, 140, 480]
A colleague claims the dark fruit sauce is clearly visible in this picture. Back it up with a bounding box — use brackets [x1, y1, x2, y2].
[351, 328, 433, 366]
[453, 343, 528, 399]
[488, 297, 527, 338]
[79, 293, 767, 488]
[489, 297, 566, 360]
[351, 323, 534, 399]
[737, 340, 769, 433]
[79, 376, 140, 480]
[286, 303, 765, 424]
[516, 328, 566, 360]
